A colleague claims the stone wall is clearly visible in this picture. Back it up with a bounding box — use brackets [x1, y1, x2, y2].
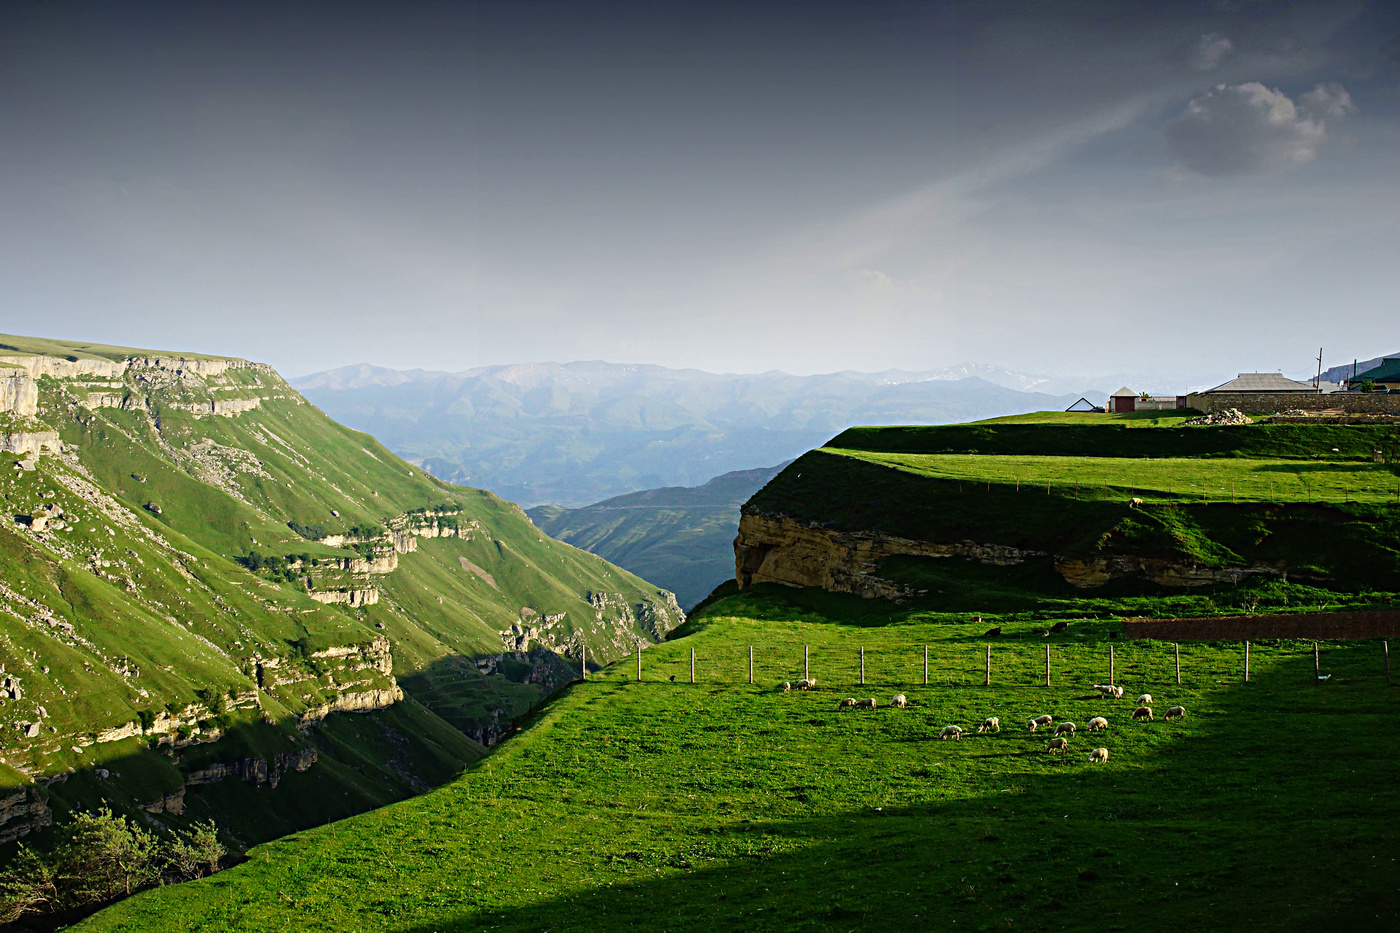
[1122, 609, 1400, 641]
[1184, 391, 1400, 415]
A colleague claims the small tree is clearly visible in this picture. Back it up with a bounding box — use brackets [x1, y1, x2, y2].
[54, 808, 160, 903]
[160, 822, 225, 882]
[0, 845, 60, 924]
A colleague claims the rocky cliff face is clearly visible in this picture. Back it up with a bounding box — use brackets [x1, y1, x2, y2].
[734, 513, 1045, 600]
[735, 511, 1285, 597]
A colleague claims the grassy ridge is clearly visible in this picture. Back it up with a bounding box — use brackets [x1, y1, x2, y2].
[79, 586, 1400, 932]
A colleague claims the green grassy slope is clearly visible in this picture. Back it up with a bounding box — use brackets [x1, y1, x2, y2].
[528, 465, 786, 609]
[0, 334, 682, 858]
[78, 584, 1400, 932]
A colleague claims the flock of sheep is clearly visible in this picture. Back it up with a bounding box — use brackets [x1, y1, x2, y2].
[783, 678, 1187, 764]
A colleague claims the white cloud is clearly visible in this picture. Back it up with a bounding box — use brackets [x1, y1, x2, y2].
[1190, 32, 1234, 71]
[1164, 81, 1355, 175]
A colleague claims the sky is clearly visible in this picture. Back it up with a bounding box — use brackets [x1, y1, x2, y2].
[1, 0, 1397, 384]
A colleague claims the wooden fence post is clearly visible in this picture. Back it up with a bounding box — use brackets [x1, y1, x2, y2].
[1386, 640, 1391, 685]
[860, 647, 865, 686]
[1045, 644, 1051, 686]
[690, 647, 695, 684]
[804, 644, 809, 682]
[1244, 641, 1250, 683]
[985, 644, 991, 686]
[749, 645, 754, 685]
[1314, 642, 1320, 683]
[923, 645, 929, 686]
[581, 644, 586, 680]
[1109, 644, 1114, 683]
[637, 644, 642, 682]
[1175, 643, 1181, 685]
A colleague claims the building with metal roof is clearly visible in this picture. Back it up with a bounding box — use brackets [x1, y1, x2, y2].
[1350, 358, 1400, 387]
[1203, 373, 1318, 393]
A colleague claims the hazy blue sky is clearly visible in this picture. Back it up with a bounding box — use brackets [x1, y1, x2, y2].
[1, 1, 1396, 382]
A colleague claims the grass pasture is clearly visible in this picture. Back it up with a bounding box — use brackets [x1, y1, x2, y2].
[840, 448, 1400, 506]
[81, 587, 1400, 932]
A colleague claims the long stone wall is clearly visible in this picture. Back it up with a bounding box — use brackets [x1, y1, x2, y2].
[1122, 609, 1400, 641]
[1184, 391, 1400, 415]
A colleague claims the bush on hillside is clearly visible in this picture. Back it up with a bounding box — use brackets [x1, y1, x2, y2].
[0, 808, 227, 924]
[287, 521, 325, 540]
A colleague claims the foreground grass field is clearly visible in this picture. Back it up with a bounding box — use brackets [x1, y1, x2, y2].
[81, 586, 1400, 932]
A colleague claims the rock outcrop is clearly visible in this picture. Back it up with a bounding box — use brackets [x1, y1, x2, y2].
[297, 686, 404, 728]
[0, 372, 38, 415]
[1054, 555, 1283, 588]
[735, 513, 1044, 600]
[0, 787, 52, 845]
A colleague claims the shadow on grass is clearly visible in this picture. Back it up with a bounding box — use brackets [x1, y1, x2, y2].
[389, 659, 1400, 933]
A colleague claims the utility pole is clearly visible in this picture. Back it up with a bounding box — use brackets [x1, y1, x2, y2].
[1315, 347, 1323, 392]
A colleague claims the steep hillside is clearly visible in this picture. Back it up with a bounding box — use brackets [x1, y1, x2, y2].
[737, 412, 1400, 602]
[528, 464, 786, 609]
[293, 362, 1082, 507]
[0, 334, 681, 859]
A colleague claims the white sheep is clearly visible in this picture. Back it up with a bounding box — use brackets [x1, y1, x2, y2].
[1136, 694, 1152, 706]
[891, 694, 908, 709]
[796, 678, 817, 691]
[978, 717, 1000, 733]
[1113, 685, 1125, 699]
[1131, 706, 1153, 722]
[1027, 714, 1054, 733]
[1046, 737, 1069, 754]
[1089, 747, 1109, 763]
[1055, 722, 1077, 737]
[837, 698, 856, 709]
[1092, 684, 1114, 696]
[939, 725, 963, 741]
[855, 697, 876, 709]
[781, 682, 791, 694]
[1087, 716, 1108, 732]
[1164, 706, 1186, 721]
[1129, 497, 1144, 509]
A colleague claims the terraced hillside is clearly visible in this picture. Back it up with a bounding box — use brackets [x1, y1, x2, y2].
[0, 334, 681, 858]
[738, 412, 1400, 600]
[76, 411, 1400, 931]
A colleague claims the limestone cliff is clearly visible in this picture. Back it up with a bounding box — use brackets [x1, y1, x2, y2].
[734, 512, 1286, 597]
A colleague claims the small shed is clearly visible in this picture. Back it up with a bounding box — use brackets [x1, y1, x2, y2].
[1350, 358, 1400, 389]
[1107, 387, 1137, 414]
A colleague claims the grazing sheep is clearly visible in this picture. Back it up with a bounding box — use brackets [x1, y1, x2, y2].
[1055, 722, 1077, 737]
[1046, 737, 1069, 754]
[1131, 706, 1153, 722]
[1089, 747, 1110, 763]
[939, 725, 964, 741]
[1049, 621, 1069, 634]
[1027, 714, 1054, 733]
[796, 678, 817, 691]
[780, 682, 791, 693]
[1092, 684, 1114, 696]
[978, 717, 1000, 733]
[1129, 497, 1144, 509]
[1164, 706, 1186, 721]
[1136, 694, 1152, 706]
[855, 697, 876, 709]
[984, 626, 1002, 637]
[1087, 716, 1108, 732]
[837, 698, 857, 709]
[891, 694, 908, 709]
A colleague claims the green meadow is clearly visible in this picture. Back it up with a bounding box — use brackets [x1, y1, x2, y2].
[81, 585, 1400, 932]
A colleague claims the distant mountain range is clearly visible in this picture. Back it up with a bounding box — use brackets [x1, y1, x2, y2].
[293, 361, 1093, 507]
[527, 464, 787, 610]
[1319, 353, 1399, 386]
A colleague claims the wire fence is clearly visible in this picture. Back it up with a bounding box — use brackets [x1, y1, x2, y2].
[589, 639, 1393, 689]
